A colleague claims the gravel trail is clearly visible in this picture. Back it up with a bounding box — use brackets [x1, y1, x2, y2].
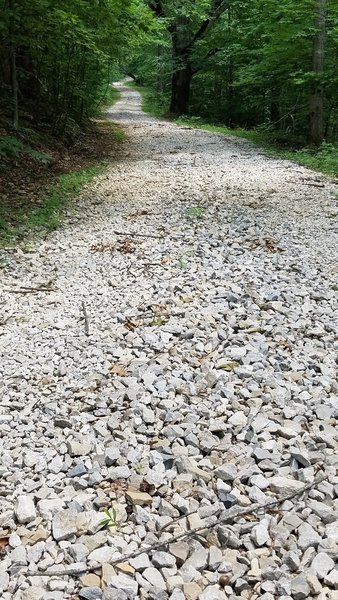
[1, 83, 338, 600]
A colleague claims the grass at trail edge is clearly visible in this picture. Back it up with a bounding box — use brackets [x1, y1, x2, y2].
[0, 88, 124, 246]
[130, 83, 338, 179]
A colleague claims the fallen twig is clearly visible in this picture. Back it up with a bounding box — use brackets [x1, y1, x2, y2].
[112, 230, 161, 239]
[4, 287, 55, 294]
[81, 301, 90, 336]
[30, 473, 325, 578]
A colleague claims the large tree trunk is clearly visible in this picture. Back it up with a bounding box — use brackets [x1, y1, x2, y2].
[308, 0, 326, 146]
[169, 16, 193, 115]
[10, 47, 19, 129]
[169, 65, 192, 114]
[8, 0, 19, 129]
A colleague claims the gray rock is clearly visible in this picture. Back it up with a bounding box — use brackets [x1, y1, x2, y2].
[298, 522, 321, 550]
[129, 553, 151, 572]
[215, 464, 237, 482]
[324, 568, 338, 588]
[68, 463, 88, 477]
[103, 590, 128, 600]
[184, 541, 208, 571]
[308, 499, 338, 524]
[79, 588, 103, 600]
[22, 589, 45, 600]
[268, 477, 305, 495]
[52, 510, 77, 541]
[283, 551, 300, 572]
[199, 585, 227, 599]
[169, 590, 185, 600]
[250, 474, 269, 490]
[67, 440, 92, 457]
[88, 546, 115, 563]
[0, 570, 9, 591]
[251, 521, 270, 547]
[109, 575, 139, 599]
[289, 447, 310, 467]
[291, 575, 311, 600]
[105, 447, 121, 466]
[143, 568, 166, 590]
[208, 546, 223, 570]
[11, 544, 27, 565]
[152, 551, 176, 569]
[311, 552, 335, 579]
[228, 411, 247, 427]
[15, 495, 36, 524]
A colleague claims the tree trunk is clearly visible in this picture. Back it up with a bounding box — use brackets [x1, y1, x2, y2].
[270, 100, 281, 128]
[308, 0, 326, 146]
[8, 0, 19, 129]
[10, 47, 19, 129]
[169, 65, 192, 114]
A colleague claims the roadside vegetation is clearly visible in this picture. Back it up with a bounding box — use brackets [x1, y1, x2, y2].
[0, 118, 125, 246]
[130, 84, 338, 178]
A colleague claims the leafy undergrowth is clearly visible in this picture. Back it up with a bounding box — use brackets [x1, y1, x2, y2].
[132, 83, 338, 179]
[0, 117, 125, 246]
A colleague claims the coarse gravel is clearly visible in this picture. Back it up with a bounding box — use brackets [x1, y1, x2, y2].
[0, 82, 338, 600]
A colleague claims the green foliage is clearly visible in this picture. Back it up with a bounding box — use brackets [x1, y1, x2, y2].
[0, 0, 142, 132]
[0, 136, 51, 163]
[129, 0, 338, 145]
[186, 206, 205, 219]
[0, 164, 106, 245]
[100, 506, 128, 529]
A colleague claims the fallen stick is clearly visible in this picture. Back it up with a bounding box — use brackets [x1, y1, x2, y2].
[30, 473, 325, 578]
[81, 301, 90, 336]
[4, 287, 55, 294]
[112, 230, 162, 239]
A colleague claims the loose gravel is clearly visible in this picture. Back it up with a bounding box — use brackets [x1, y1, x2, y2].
[0, 82, 338, 600]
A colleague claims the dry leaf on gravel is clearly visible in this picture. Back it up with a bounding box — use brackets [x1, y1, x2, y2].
[128, 209, 153, 219]
[0, 536, 9, 550]
[90, 242, 115, 253]
[139, 480, 156, 495]
[124, 318, 138, 331]
[110, 364, 128, 377]
[252, 238, 281, 252]
[116, 238, 138, 253]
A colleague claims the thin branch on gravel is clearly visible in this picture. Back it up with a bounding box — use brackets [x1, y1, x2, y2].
[30, 473, 325, 579]
[112, 230, 162, 239]
[5, 287, 55, 294]
[81, 301, 90, 336]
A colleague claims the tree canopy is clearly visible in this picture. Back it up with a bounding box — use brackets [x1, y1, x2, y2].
[128, 0, 338, 145]
[0, 0, 141, 133]
[1, 0, 337, 145]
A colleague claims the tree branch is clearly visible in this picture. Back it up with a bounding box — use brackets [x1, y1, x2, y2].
[192, 47, 223, 73]
[29, 472, 325, 578]
[183, 0, 229, 54]
[148, 0, 165, 17]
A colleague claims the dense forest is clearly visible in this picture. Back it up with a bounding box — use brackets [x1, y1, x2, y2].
[130, 0, 338, 147]
[1, 0, 337, 146]
[0, 0, 140, 136]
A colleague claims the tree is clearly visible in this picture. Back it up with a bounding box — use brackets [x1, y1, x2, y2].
[0, 0, 139, 133]
[309, 0, 326, 146]
[133, 0, 337, 144]
[148, 0, 229, 114]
